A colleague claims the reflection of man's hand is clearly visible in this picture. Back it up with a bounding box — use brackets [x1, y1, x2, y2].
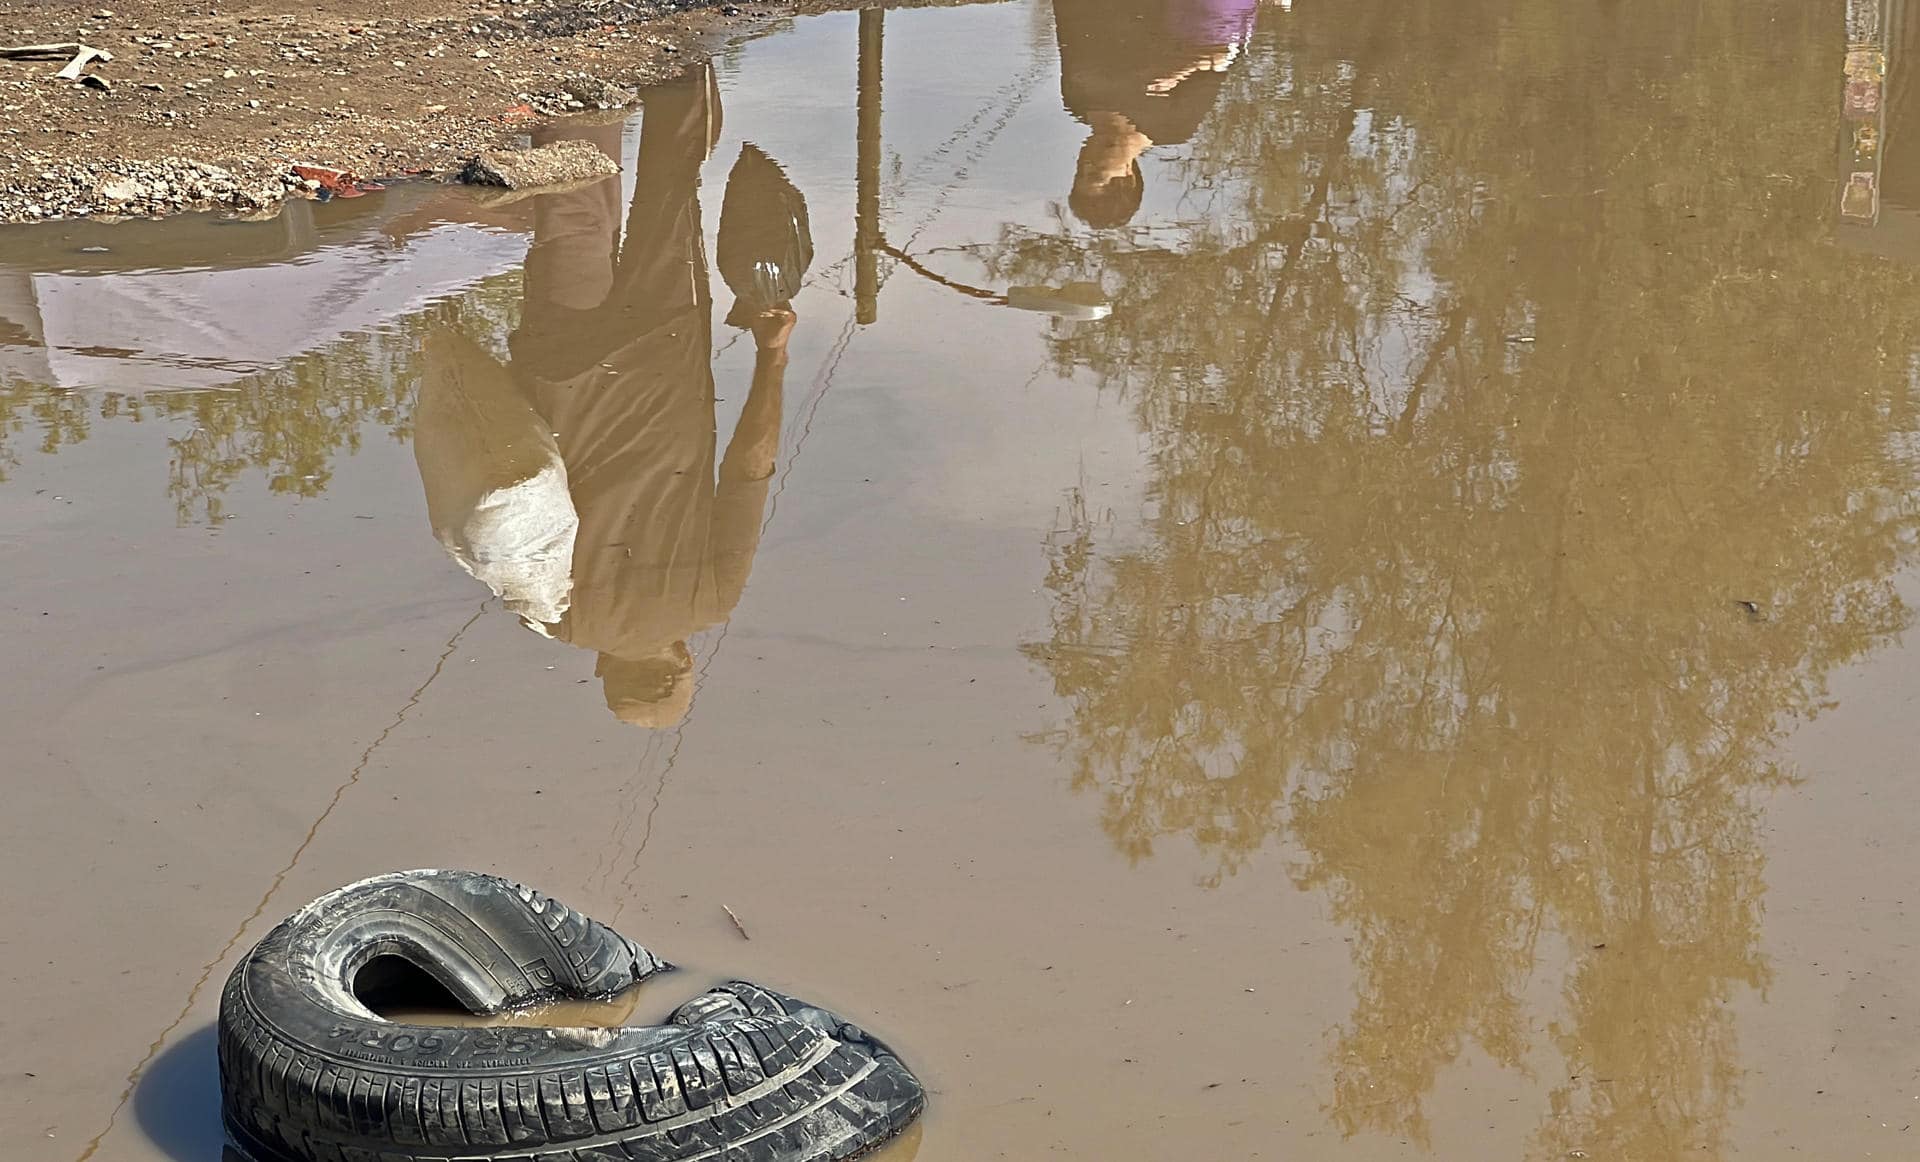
[751, 305, 797, 355]
[726, 305, 794, 483]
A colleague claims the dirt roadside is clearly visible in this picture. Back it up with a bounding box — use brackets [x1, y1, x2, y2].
[0, 0, 903, 224]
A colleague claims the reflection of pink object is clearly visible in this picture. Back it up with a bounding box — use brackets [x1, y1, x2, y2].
[1167, 0, 1259, 45]
[1847, 78, 1882, 114]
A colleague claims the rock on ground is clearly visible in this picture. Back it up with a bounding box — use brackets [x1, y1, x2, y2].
[459, 138, 620, 190]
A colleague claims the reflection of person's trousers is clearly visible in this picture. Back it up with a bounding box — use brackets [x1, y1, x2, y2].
[513, 67, 719, 381]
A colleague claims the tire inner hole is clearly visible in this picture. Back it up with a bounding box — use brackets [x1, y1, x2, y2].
[353, 955, 465, 1017]
[350, 954, 651, 1028]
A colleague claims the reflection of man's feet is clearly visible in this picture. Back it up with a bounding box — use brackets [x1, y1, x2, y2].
[750, 304, 797, 353]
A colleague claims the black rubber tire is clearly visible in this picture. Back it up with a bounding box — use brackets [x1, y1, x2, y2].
[218, 870, 926, 1162]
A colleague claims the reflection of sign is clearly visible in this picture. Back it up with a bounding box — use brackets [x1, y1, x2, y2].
[1840, 1, 1890, 227]
[1845, 46, 1887, 117]
[1846, 44, 1884, 117]
[1848, 77, 1884, 115]
[1846, 47, 1886, 81]
[1848, 0, 1883, 44]
[1844, 171, 1880, 220]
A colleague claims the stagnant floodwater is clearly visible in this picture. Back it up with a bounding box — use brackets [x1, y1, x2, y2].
[6, 0, 1920, 1158]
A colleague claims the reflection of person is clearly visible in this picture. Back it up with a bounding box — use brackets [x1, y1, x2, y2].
[1052, 0, 1259, 226]
[415, 63, 802, 727]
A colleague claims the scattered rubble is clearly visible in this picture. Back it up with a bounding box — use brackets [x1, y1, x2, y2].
[0, 0, 781, 224]
[0, 153, 296, 220]
[0, 0, 978, 225]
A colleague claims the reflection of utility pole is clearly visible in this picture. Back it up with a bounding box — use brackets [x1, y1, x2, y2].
[855, 7, 883, 324]
[848, 9, 1108, 325]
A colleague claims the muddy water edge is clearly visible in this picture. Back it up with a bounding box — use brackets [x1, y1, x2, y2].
[6, 1, 1920, 1160]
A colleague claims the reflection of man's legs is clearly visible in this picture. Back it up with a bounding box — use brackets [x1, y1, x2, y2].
[511, 68, 716, 380]
[608, 63, 722, 333]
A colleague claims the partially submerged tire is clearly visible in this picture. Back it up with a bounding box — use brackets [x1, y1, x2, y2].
[218, 870, 926, 1162]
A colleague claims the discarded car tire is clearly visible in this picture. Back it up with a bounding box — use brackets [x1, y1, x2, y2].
[218, 870, 926, 1162]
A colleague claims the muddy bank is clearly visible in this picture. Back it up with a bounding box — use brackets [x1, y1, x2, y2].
[0, 0, 971, 223]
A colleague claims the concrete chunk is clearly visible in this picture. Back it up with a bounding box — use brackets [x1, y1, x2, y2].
[458, 139, 618, 190]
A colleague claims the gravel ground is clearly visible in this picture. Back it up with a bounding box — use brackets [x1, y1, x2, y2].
[0, 0, 856, 223]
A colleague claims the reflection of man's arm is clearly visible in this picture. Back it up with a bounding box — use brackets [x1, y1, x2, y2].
[710, 309, 794, 613]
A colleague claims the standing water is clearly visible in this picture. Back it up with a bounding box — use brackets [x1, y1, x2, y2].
[4, 1, 1920, 1160]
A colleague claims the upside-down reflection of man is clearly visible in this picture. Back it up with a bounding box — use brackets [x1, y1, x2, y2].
[415, 64, 802, 727]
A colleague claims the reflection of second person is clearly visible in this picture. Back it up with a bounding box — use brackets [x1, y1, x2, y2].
[1053, 0, 1259, 227]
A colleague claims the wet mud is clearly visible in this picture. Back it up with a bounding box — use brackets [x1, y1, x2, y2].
[5, 1, 1920, 1160]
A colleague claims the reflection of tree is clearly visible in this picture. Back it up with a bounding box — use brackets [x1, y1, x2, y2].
[0, 374, 92, 478]
[1016, 1, 1920, 1156]
[0, 274, 520, 524]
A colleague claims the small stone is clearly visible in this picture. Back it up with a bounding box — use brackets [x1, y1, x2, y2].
[473, 48, 491, 59]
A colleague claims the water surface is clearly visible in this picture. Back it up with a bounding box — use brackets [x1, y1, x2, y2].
[6, 1, 1920, 1160]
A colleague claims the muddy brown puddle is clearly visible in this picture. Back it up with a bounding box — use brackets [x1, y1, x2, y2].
[7, 1, 1920, 1159]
